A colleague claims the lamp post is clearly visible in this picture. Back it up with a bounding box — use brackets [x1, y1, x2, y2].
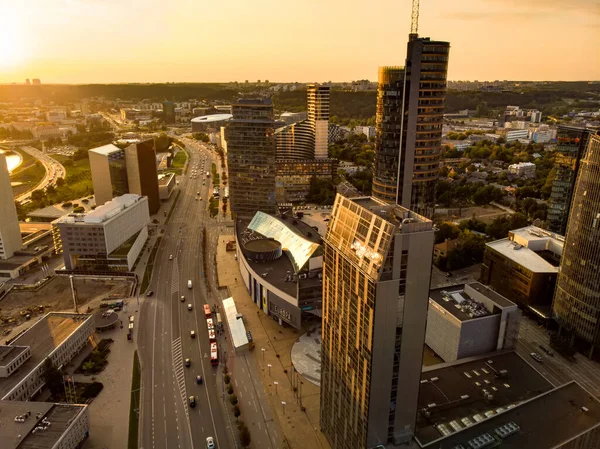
[281, 401, 286, 415]
[273, 381, 278, 395]
[261, 348, 266, 362]
[267, 363, 272, 376]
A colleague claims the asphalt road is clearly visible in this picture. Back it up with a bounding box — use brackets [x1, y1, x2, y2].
[138, 141, 234, 449]
[15, 145, 66, 203]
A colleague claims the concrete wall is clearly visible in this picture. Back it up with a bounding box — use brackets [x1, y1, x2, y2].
[126, 225, 148, 270]
[104, 197, 150, 254]
[0, 154, 23, 259]
[457, 315, 501, 360]
[426, 300, 461, 362]
[88, 151, 113, 207]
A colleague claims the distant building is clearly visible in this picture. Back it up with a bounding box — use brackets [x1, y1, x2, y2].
[426, 282, 521, 363]
[433, 238, 459, 263]
[190, 113, 232, 133]
[0, 312, 93, 401]
[275, 159, 338, 202]
[279, 111, 307, 125]
[162, 101, 175, 124]
[0, 154, 23, 260]
[530, 109, 543, 122]
[321, 195, 434, 447]
[225, 98, 277, 218]
[327, 123, 349, 143]
[32, 125, 61, 141]
[46, 110, 67, 122]
[52, 194, 149, 271]
[88, 144, 129, 206]
[532, 128, 553, 143]
[354, 125, 376, 139]
[508, 161, 536, 177]
[547, 126, 598, 235]
[481, 225, 562, 315]
[31, 78, 41, 85]
[307, 84, 330, 159]
[502, 128, 529, 142]
[125, 140, 160, 214]
[275, 120, 314, 160]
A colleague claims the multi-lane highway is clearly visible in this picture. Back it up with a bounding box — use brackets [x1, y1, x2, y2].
[15, 145, 66, 203]
[138, 141, 234, 449]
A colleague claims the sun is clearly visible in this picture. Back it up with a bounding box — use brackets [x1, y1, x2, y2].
[0, 7, 28, 68]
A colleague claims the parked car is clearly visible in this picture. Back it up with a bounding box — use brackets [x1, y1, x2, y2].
[530, 352, 543, 363]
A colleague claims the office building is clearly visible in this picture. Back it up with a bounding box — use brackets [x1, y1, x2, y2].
[190, 113, 232, 132]
[158, 172, 176, 200]
[553, 134, 600, 359]
[321, 195, 434, 447]
[52, 194, 149, 271]
[508, 161, 536, 177]
[373, 36, 450, 217]
[414, 352, 600, 449]
[426, 283, 521, 363]
[88, 144, 129, 206]
[225, 98, 277, 218]
[235, 211, 323, 329]
[32, 78, 41, 85]
[0, 312, 94, 401]
[0, 154, 23, 259]
[125, 139, 160, 214]
[0, 400, 90, 449]
[162, 100, 175, 124]
[547, 126, 598, 235]
[275, 120, 314, 160]
[279, 111, 307, 125]
[481, 225, 562, 315]
[307, 84, 330, 159]
[275, 159, 339, 202]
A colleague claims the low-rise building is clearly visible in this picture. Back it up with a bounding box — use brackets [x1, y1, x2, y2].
[32, 125, 62, 141]
[353, 125, 375, 139]
[433, 238, 459, 263]
[508, 161, 536, 177]
[158, 173, 176, 200]
[0, 312, 93, 401]
[0, 400, 90, 449]
[52, 194, 149, 271]
[426, 283, 521, 362]
[481, 225, 562, 316]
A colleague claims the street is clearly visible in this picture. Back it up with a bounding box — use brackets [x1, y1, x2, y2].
[15, 145, 66, 203]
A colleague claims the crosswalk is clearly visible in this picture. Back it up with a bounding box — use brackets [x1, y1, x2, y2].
[171, 337, 189, 418]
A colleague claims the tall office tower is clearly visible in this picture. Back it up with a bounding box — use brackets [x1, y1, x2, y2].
[307, 84, 330, 159]
[0, 154, 23, 259]
[321, 194, 434, 448]
[125, 139, 160, 215]
[373, 66, 405, 203]
[88, 144, 129, 206]
[163, 101, 175, 124]
[547, 126, 598, 235]
[225, 98, 277, 218]
[553, 134, 600, 359]
[373, 36, 449, 218]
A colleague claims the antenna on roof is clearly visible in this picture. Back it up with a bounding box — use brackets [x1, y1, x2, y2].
[411, 0, 420, 35]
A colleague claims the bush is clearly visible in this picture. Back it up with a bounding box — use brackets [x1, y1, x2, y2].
[227, 384, 234, 394]
[81, 381, 104, 399]
[224, 374, 231, 384]
[233, 404, 241, 418]
[229, 394, 238, 405]
[238, 422, 251, 447]
[73, 207, 85, 213]
[62, 202, 73, 208]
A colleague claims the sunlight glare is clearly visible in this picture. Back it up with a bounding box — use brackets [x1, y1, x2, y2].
[0, 6, 28, 68]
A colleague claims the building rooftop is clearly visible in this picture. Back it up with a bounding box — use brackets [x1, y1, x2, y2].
[54, 194, 144, 225]
[350, 197, 433, 232]
[158, 172, 175, 186]
[415, 351, 554, 446]
[190, 113, 232, 123]
[0, 346, 29, 369]
[0, 313, 92, 399]
[88, 143, 122, 156]
[0, 400, 86, 449]
[222, 297, 249, 350]
[419, 381, 600, 449]
[486, 239, 559, 274]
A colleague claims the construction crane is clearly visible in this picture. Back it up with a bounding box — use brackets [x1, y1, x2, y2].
[411, 0, 420, 35]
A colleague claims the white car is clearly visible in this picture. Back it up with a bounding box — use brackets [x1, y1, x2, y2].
[188, 280, 192, 289]
[206, 436, 215, 449]
[188, 304, 193, 311]
[169, 254, 173, 260]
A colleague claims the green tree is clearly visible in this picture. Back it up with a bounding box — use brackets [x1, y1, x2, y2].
[56, 177, 66, 187]
[238, 422, 251, 447]
[435, 222, 460, 244]
[192, 132, 210, 143]
[42, 359, 63, 399]
[155, 133, 171, 151]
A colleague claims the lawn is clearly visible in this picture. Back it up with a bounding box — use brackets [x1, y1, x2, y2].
[171, 148, 187, 170]
[50, 155, 94, 201]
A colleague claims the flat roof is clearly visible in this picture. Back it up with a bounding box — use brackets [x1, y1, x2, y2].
[0, 401, 86, 449]
[88, 143, 122, 156]
[423, 381, 600, 449]
[55, 194, 144, 225]
[350, 196, 433, 231]
[0, 346, 29, 368]
[158, 172, 175, 186]
[429, 285, 498, 322]
[190, 113, 232, 123]
[0, 313, 91, 399]
[415, 351, 553, 446]
[222, 297, 249, 349]
[27, 204, 72, 220]
[486, 239, 559, 273]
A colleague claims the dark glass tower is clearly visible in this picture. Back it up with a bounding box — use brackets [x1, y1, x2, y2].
[547, 126, 598, 235]
[552, 134, 600, 359]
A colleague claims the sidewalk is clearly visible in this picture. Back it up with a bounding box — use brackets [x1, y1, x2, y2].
[216, 235, 330, 449]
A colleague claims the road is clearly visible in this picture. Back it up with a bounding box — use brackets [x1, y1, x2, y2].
[138, 140, 236, 449]
[15, 146, 66, 203]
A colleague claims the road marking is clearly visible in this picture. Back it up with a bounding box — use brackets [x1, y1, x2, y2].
[171, 337, 189, 419]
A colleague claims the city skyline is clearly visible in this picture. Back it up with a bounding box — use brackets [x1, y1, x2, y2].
[2, 0, 599, 84]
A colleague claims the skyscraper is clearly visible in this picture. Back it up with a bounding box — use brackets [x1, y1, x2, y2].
[307, 84, 330, 159]
[372, 35, 449, 218]
[89, 144, 129, 206]
[547, 126, 598, 235]
[225, 98, 277, 218]
[552, 134, 600, 359]
[373, 66, 405, 203]
[163, 101, 175, 124]
[321, 194, 434, 448]
[0, 154, 23, 259]
[125, 139, 160, 215]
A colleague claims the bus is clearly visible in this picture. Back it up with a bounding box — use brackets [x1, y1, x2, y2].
[210, 342, 218, 366]
[206, 318, 214, 330]
[223, 187, 229, 199]
[203, 304, 212, 318]
[208, 329, 216, 341]
[129, 315, 135, 324]
[212, 187, 220, 199]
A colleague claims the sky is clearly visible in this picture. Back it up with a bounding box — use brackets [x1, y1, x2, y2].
[1, 0, 599, 84]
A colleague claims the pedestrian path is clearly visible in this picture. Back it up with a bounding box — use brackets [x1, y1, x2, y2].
[171, 337, 189, 418]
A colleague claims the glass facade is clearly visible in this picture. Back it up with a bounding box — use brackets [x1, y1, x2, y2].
[274, 120, 314, 160]
[307, 84, 330, 159]
[275, 158, 338, 202]
[547, 126, 597, 235]
[225, 99, 278, 218]
[553, 134, 600, 358]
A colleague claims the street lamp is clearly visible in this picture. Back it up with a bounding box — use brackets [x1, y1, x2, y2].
[273, 381, 279, 395]
[281, 401, 286, 415]
[261, 348, 266, 362]
[267, 364, 272, 376]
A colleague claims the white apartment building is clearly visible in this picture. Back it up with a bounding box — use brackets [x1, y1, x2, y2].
[0, 154, 23, 259]
[52, 194, 149, 271]
[0, 313, 94, 402]
[354, 125, 376, 139]
[508, 161, 536, 177]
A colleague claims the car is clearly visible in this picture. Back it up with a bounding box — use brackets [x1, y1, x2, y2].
[188, 280, 193, 289]
[197, 191, 200, 195]
[530, 352, 543, 363]
[206, 436, 215, 449]
[195, 197, 198, 201]
[188, 304, 193, 311]
[196, 375, 203, 384]
[146, 291, 154, 297]
[191, 330, 196, 338]
[189, 396, 196, 407]
[169, 254, 173, 260]
[185, 358, 191, 367]
[199, 197, 202, 201]
[180, 295, 185, 302]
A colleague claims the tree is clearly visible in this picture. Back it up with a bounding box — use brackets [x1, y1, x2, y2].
[238, 422, 251, 447]
[155, 133, 171, 151]
[42, 359, 63, 399]
[192, 132, 210, 143]
[56, 177, 66, 187]
[476, 101, 489, 117]
[233, 405, 241, 419]
[435, 222, 460, 244]
[45, 185, 56, 196]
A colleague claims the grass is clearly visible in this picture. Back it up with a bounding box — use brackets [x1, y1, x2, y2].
[140, 236, 162, 293]
[128, 351, 141, 449]
[172, 148, 187, 170]
[211, 162, 220, 186]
